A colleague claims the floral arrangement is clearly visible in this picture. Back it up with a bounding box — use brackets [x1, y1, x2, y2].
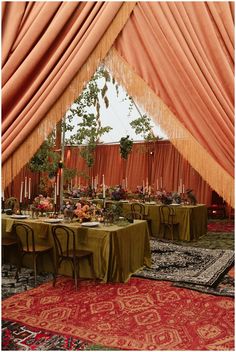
[74, 201, 98, 221]
[111, 185, 126, 201]
[33, 195, 53, 212]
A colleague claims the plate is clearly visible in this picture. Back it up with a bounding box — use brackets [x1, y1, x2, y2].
[10, 215, 30, 219]
[170, 204, 181, 206]
[43, 219, 64, 223]
[81, 222, 100, 228]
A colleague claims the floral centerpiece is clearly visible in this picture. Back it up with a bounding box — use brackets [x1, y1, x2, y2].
[111, 185, 126, 201]
[74, 201, 98, 222]
[32, 195, 53, 214]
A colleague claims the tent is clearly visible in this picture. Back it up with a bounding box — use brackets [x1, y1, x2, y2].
[2, 1, 234, 206]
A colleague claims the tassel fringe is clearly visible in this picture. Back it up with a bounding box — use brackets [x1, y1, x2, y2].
[104, 48, 234, 207]
[2, 2, 136, 190]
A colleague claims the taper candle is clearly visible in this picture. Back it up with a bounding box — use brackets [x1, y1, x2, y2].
[20, 181, 23, 203]
[28, 178, 31, 199]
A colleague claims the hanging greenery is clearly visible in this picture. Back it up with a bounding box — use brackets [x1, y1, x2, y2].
[65, 65, 113, 168]
[119, 135, 133, 160]
[28, 133, 60, 174]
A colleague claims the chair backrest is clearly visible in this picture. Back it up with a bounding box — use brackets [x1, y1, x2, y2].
[159, 205, 176, 225]
[125, 211, 143, 221]
[12, 223, 35, 252]
[5, 197, 19, 210]
[52, 225, 76, 258]
[131, 203, 145, 216]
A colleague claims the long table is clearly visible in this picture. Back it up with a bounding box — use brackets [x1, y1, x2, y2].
[121, 203, 208, 241]
[2, 216, 151, 283]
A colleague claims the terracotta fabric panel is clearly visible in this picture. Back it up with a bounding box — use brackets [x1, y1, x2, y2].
[2, 2, 124, 162]
[114, 2, 234, 178]
[1, 2, 135, 189]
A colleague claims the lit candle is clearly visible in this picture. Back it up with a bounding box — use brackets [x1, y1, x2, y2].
[125, 177, 128, 190]
[20, 181, 23, 203]
[102, 174, 105, 198]
[156, 178, 159, 191]
[28, 178, 31, 199]
[146, 177, 148, 188]
[24, 177, 27, 198]
[160, 176, 163, 189]
[57, 173, 59, 195]
[54, 183, 57, 205]
[182, 184, 185, 194]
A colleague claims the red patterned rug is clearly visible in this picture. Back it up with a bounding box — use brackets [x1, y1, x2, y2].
[2, 277, 234, 351]
[208, 221, 234, 233]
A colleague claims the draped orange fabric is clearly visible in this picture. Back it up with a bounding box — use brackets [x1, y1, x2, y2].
[6, 142, 211, 205]
[1, 1, 135, 188]
[114, 2, 234, 176]
[109, 1, 234, 205]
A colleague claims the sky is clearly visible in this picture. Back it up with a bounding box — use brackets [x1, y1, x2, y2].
[65, 69, 168, 144]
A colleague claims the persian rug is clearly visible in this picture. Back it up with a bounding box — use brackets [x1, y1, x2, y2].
[2, 277, 234, 351]
[173, 267, 234, 298]
[135, 239, 234, 286]
[207, 220, 234, 233]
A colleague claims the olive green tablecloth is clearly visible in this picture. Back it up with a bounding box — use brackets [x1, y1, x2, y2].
[82, 200, 207, 240]
[2, 216, 151, 283]
[121, 203, 207, 240]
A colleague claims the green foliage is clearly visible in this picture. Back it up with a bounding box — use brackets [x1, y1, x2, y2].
[63, 168, 77, 183]
[119, 135, 133, 160]
[65, 66, 113, 168]
[130, 114, 156, 142]
[28, 133, 60, 173]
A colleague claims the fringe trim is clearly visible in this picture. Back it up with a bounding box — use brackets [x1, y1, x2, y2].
[104, 48, 234, 207]
[2, 2, 136, 190]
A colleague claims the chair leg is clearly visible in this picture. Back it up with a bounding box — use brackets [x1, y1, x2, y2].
[49, 250, 57, 287]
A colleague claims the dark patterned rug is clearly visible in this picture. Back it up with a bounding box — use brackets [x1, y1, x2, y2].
[173, 267, 234, 297]
[135, 239, 234, 286]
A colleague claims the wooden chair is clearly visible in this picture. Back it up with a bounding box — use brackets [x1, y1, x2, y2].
[4, 197, 19, 213]
[52, 225, 94, 290]
[125, 211, 143, 222]
[13, 223, 56, 287]
[131, 203, 152, 234]
[159, 205, 179, 240]
[2, 236, 19, 273]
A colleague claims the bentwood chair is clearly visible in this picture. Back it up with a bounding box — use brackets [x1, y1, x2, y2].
[52, 225, 94, 290]
[12, 223, 56, 287]
[159, 205, 179, 241]
[2, 235, 19, 273]
[131, 203, 152, 234]
[125, 211, 143, 223]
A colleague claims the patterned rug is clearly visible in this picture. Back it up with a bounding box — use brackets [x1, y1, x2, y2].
[173, 267, 234, 298]
[2, 276, 234, 351]
[135, 239, 234, 286]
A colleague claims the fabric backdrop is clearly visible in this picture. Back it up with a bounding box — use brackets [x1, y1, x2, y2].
[5, 141, 212, 206]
